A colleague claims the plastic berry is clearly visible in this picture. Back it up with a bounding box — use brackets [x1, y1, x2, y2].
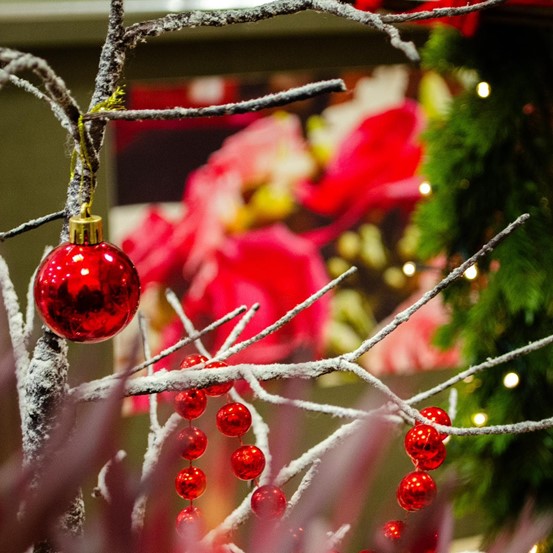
[396, 471, 437, 512]
[34, 204, 140, 343]
[404, 425, 444, 465]
[175, 505, 202, 536]
[251, 485, 287, 519]
[203, 360, 234, 397]
[231, 445, 266, 480]
[180, 354, 208, 369]
[216, 402, 252, 437]
[417, 407, 451, 440]
[175, 466, 207, 500]
[383, 519, 405, 541]
[177, 426, 208, 460]
[174, 389, 207, 420]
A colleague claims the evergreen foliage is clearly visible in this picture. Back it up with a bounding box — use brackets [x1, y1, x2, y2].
[415, 23, 553, 544]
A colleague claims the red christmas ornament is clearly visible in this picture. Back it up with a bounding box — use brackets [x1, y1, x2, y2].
[203, 360, 234, 397]
[382, 519, 405, 541]
[34, 205, 140, 343]
[177, 426, 208, 460]
[231, 445, 266, 480]
[404, 424, 444, 465]
[417, 407, 451, 440]
[397, 471, 437, 512]
[175, 466, 207, 500]
[180, 354, 208, 369]
[251, 485, 287, 519]
[175, 505, 202, 536]
[174, 389, 207, 420]
[216, 402, 252, 437]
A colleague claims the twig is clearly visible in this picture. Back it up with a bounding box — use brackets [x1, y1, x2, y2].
[0, 210, 66, 242]
[92, 450, 127, 501]
[216, 304, 260, 356]
[216, 267, 357, 361]
[406, 333, 553, 406]
[138, 313, 160, 433]
[165, 289, 211, 359]
[284, 460, 321, 517]
[344, 214, 530, 362]
[83, 80, 346, 121]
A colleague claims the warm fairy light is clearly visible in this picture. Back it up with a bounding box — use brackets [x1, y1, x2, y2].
[402, 261, 416, 277]
[503, 372, 520, 389]
[419, 181, 432, 196]
[472, 412, 488, 427]
[464, 264, 478, 280]
[476, 81, 491, 98]
[529, 546, 538, 553]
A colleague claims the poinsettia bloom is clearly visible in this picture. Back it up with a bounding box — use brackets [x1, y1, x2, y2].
[299, 100, 424, 238]
[173, 224, 330, 365]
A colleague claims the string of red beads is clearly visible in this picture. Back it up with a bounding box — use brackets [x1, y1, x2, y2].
[374, 406, 451, 552]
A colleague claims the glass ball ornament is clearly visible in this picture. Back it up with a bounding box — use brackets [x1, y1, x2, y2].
[231, 445, 266, 480]
[216, 402, 252, 437]
[396, 471, 437, 511]
[174, 389, 207, 420]
[34, 206, 140, 343]
[250, 485, 287, 519]
[177, 426, 208, 460]
[175, 466, 207, 500]
[404, 424, 444, 466]
[417, 406, 451, 440]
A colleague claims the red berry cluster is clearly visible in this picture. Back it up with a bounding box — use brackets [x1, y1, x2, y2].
[378, 406, 451, 551]
[173, 354, 286, 535]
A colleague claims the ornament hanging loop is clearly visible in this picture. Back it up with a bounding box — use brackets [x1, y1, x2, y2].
[69, 202, 103, 245]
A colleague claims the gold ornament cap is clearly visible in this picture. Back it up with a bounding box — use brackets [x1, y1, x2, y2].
[69, 203, 103, 245]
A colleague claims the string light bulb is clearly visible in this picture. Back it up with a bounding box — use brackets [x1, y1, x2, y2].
[471, 412, 488, 427]
[402, 261, 416, 277]
[419, 181, 432, 196]
[464, 264, 478, 280]
[503, 372, 520, 389]
[476, 81, 491, 98]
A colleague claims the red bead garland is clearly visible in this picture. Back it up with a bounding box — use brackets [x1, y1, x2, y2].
[180, 354, 208, 369]
[216, 402, 252, 437]
[251, 485, 287, 519]
[177, 426, 208, 461]
[396, 471, 437, 512]
[231, 445, 266, 481]
[174, 389, 207, 420]
[175, 466, 207, 500]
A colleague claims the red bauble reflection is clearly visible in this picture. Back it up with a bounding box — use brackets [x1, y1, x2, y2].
[250, 485, 287, 519]
[417, 407, 451, 440]
[177, 426, 208, 460]
[415, 441, 446, 470]
[216, 402, 252, 437]
[174, 389, 207, 420]
[231, 445, 266, 480]
[175, 466, 207, 500]
[34, 242, 140, 343]
[396, 471, 437, 511]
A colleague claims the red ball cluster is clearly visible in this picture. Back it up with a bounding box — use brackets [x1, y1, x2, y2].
[173, 353, 280, 535]
[375, 406, 451, 552]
